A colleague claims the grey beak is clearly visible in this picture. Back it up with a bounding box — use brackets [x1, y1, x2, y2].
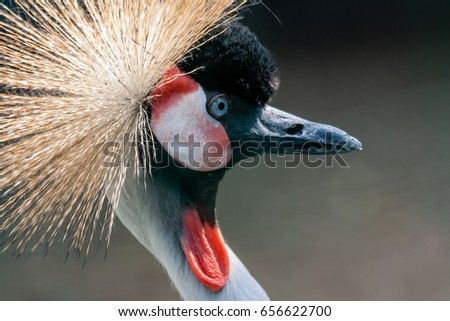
[255, 105, 362, 155]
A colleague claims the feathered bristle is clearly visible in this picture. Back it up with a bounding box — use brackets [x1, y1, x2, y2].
[0, 0, 246, 256]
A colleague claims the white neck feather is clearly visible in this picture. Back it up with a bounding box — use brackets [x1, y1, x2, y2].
[113, 171, 269, 300]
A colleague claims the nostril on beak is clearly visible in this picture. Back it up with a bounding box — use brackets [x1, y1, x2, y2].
[286, 123, 304, 135]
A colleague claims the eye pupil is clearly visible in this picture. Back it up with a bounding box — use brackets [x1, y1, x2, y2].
[218, 102, 225, 110]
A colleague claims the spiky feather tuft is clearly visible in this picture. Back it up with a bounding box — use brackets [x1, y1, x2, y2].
[0, 0, 246, 256]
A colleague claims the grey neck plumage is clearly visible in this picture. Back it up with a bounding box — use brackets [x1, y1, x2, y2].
[113, 169, 269, 300]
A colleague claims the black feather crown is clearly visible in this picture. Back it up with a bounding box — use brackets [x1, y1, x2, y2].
[179, 22, 280, 105]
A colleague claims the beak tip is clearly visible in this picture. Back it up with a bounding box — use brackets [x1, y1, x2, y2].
[347, 136, 363, 152]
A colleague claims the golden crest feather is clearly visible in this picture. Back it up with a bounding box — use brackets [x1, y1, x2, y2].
[0, 0, 246, 256]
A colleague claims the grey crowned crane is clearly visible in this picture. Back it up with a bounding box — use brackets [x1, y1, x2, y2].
[1, 1, 361, 300]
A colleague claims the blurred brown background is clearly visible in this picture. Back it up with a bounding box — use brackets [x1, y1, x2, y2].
[1, 1, 450, 300]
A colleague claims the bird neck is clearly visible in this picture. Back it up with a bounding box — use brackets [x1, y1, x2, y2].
[114, 162, 269, 300]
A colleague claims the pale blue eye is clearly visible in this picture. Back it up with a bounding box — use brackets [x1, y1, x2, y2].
[207, 95, 229, 119]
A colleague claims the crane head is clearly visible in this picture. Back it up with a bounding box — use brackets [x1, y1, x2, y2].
[150, 23, 361, 172]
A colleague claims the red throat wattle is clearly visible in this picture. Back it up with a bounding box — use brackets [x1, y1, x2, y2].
[181, 208, 230, 292]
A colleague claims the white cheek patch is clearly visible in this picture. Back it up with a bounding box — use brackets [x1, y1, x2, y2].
[151, 86, 232, 171]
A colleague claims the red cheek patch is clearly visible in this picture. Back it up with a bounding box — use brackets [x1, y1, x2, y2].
[149, 66, 232, 171]
[181, 208, 230, 292]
